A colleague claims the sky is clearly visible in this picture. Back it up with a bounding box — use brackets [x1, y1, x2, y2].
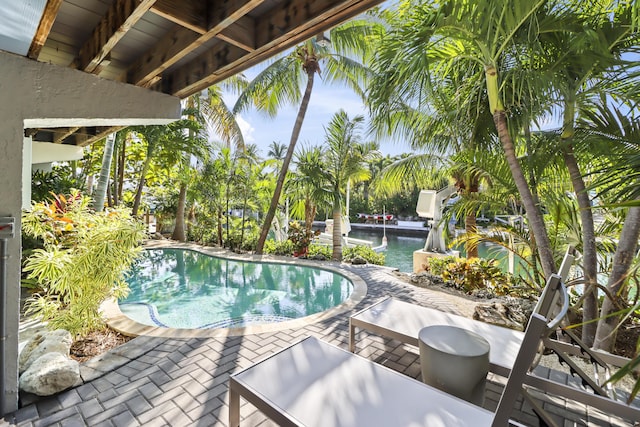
[222, 60, 412, 159]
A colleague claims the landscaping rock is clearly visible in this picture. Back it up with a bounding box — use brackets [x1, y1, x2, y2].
[19, 329, 72, 374]
[473, 298, 534, 331]
[350, 255, 368, 265]
[19, 352, 80, 396]
[409, 272, 445, 288]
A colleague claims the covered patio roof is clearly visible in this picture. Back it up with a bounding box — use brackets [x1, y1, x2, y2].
[2, 0, 384, 146]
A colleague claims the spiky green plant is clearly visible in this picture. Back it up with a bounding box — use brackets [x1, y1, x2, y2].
[22, 191, 145, 336]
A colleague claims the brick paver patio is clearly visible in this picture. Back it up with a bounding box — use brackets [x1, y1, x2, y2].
[1, 264, 636, 426]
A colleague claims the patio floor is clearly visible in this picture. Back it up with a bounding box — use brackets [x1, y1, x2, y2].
[1, 264, 635, 426]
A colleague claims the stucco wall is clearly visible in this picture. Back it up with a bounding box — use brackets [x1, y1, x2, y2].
[0, 51, 181, 415]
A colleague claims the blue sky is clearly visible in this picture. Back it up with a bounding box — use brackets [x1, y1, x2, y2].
[224, 63, 412, 158]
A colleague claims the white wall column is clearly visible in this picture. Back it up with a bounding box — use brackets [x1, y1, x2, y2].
[0, 50, 181, 415]
[21, 137, 32, 210]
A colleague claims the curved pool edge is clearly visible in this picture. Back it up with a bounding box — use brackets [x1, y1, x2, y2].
[102, 240, 368, 338]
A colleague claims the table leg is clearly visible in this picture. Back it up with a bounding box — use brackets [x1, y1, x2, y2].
[349, 320, 356, 352]
[229, 383, 240, 427]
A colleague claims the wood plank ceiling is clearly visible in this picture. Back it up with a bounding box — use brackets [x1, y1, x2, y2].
[22, 0, 384, 146]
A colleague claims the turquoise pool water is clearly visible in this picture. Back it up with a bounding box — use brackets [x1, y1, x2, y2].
[119, 249, 354, 329]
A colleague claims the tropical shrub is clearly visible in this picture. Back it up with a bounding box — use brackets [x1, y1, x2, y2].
[21, 192, 145, 336]
[343, 245, 385, 265]
[425, 256, 523, 295]
[287, 221, 320, 256]
[307, 244, 332, 260]
[263, 239, 294, 256]
[31, 166, 85, 203]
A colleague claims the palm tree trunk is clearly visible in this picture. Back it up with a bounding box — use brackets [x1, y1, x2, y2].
[486, 65, 555, 278]
[241, 190, 248, 248]
[465, 214, 478, 258]
[559, 95, 599, 345]
[111, 141, 118, 207]
[217, 208, 224, 245]
[117, 135, 126, 205]
[172, 182, 187, 241]
[93, 133, 116, 212]
[492, 110, 555, 278]
[132, 146, 153, 217]
[594, 204, 640, 351]
[304, 198, 316, 233]
[256, 68, 316, 254]
[332, 204, 343, 261]
[563, 148, 600, 345]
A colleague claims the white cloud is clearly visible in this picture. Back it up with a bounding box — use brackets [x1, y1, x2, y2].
[235, 114, 256, 143]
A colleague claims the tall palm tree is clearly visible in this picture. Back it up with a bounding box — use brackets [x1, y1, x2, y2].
[534, 1, 639, 345]
[92, 132, 117, 212]
[321, 110, 380, 261]
[580, 101, 640, 351]
[368, 0, 564, 277]
[369, 65, 497, 258]
[234, 20, 380, 254]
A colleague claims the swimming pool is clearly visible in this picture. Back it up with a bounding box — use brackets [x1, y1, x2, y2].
[118, 248, 356, 330]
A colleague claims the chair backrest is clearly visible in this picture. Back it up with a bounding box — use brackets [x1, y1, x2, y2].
[492, 274, 568, 426]
[534, 246, 575, 319]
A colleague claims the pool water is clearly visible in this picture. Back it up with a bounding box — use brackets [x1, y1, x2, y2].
[119, 249, 354, 329]
[348, 229, 530, 275]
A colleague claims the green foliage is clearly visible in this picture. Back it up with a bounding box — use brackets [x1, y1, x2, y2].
[425, 256, 524, 296]
[221, 216, 260, 251]
[307, 244, 332, 260]
[287, 221, 320, 253]
[21, 192, 145, 337]
[31, 166, 85, 203]
[343, 245, 385, 265]
[263, 239, 294, 256]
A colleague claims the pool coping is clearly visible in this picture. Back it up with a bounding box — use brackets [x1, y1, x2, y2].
[102, 240, 368, 338]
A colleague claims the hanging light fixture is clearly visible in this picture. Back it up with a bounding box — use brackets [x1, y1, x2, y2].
[315, 32, 330, 47]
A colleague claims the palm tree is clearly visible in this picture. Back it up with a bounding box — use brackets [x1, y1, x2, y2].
[321, 110, 380, 261]
[287, 145, 332, 232]
[534, 1, 639, 345]
[234, 19, 380, 254]
[368, 0, 563, 277]
[92, 132, 117, 212]
[267, 141, 288, 161]
[172, 80, 248, 241]
[580, 101, 640, 351]
[368, 65, 497, 259]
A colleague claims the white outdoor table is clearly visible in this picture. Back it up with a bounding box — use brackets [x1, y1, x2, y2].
[229, 336, 494, 427]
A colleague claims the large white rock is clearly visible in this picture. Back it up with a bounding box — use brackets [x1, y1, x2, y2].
[19, 329, 73, 374]
[19, 352, 80, 396]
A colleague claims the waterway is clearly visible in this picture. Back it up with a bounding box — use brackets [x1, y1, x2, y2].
[347, 226, 525, 275]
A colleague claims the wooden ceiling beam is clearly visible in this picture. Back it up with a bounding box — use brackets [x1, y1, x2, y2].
[76, 127, 123, 147]
[150, 0, 207, 34]
[27, 0, 63, 60]
[167, 0, 385, 98]
[77, 0, 157, 73]
[128, 0, 264, 87]
[217, 17, 256, 52]
[53, 127, 81, 144]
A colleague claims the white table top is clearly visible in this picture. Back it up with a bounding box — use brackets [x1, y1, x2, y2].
[231, 336, 494, 427]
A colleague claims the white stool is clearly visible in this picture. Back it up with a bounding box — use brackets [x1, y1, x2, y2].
[419, 325, 490, 405]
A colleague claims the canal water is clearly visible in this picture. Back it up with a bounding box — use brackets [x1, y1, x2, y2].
[347, 228, 425, 273]
[347, 227, 523, 275]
